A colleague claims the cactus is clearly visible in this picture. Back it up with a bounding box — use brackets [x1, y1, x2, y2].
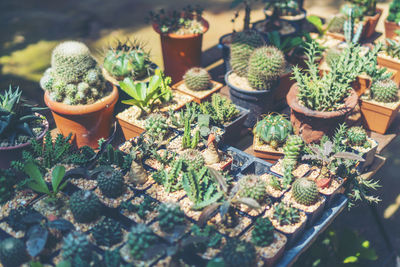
[199, 93, 240, 126]
[182, 117, 200, 149]
[347, 126, 368, 147]
[128, 224, 159, 260]
[180, 149, 205, 170]
[220, 239, 256, 267]
[273, 203, 301, 226]
[69, 190, 102, 223]
[0, 238, 29, 267]
[183, 67, 211, 91]
[327, 14, 347, 33]
[157, 202, 185, 233]
[152, 159, 183, 193]
[251, 217, 275, 247]
[144, 113, 169, 142]
[230, 31, 265, 77]
[343, 7, 363, 44]
[62, 231, 94, 265]
[0, 169, 15, 204]
[292, 178, 319, 206]
[325, 47, 342, 67]
[247, 46, 286, 91]
[91, 217, 123, 247]
[283, 135, 304, 164]
[190, 224, 223, 249]
[253, 114, 293, 150]
[371, 79, 399, 103]
[97, 168, 125, 198]
[238, 175, 268, 204]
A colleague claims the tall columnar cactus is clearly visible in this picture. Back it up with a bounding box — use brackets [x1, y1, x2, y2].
[238, 175, 268, 204]
[251, 217, 275, 247]
[247, 46, 286, 91]
[0, 238, 29, 267]
[283, 135, 304, 164]
[40, 41, 108, 105]
[371, 79, 399, 103]
[292, 178, 319, 206]
[69, 190, 102, 223]
[254, 114, 293, 149]
[344, 7, 363, 44]
[347, 126, 368, 147]
[220, 239, 256, 267]
[97, 168, 125, 198]
[183, 67, 212, 91]
[230, 31, 265, 77]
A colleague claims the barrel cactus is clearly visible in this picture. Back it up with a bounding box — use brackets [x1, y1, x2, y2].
[91, 217, 123, 247]
[254, 114, 293, 149]
[128, 224, 159, 260]
[69, 190, 102, 223]
[183, 67, 211, 91]
[180, 149, 205, 170]
[247, 46, 286, 90]
[62, 231, 93, 265]
[157, 202, 185, 233]
[97, 168, 125, 198]
[220, 239, 256, 267]
[347, 126, 368, 147]
[371, 79, 399, 103]
[283, 135, 304, 164]
[40, 41, 108, 105]
[292, 178, 319, 206]
[251, 217, 275, 247]
[230, 31, 265, 77]
[0, 238, 29, 267]
[238, 175, 268, 204]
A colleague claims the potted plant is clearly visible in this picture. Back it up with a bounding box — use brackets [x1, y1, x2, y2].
[226, 40, 286, 127]
[148, 5, 209, 83]
[385, 0, 400, 39]
[378, 39, 400, 71]
[360, 79, 400, 134]
[306, 15, 345, 49]
[216, 239, 257, 267]
[120, 195, 159, 224]
[41, 41, 118, 148]
[253, 113, 293, 163]
[0, 87, 48, 169]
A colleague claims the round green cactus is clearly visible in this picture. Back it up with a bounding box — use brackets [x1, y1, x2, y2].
[230, 31, 265, 77]
[254, 114, 293, 149]
[292, 178, 319, 206]
[247, 46, 286, 91]
[128, 224, 159, 260]
[283, 135, 304, 163]
[69, 190, 102, 223]
[157, 202, 185, 233]
[347, 126, 368, 147]
[220, 239, 256, 267]
[183, 67, 211, 91]
[0, 238, 29, 267]
[91, 217, 123, 247]
[180, 149, 205, 170]
[97, 168, 125, 198]
[62, 231, 93, 265]
[251, 217, 275, 247]
[238, 174, 268, 204]
[371, 79, 399, 103]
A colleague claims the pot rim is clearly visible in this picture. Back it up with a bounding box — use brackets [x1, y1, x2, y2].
[225, 70, 273, 95]
[263, 8, 307, 21]
[152, 18, 209, 39]
[44, 83, 119, 115]
[0, 114, 49, 151]
[286, 83, 358, 119]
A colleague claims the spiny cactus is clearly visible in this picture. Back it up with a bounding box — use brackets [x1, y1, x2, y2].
[251, 217, 275, 247]
[247, 46, 286, 91]
[157, 202, 185, 233]
[183, 67, 211, 91]
[230, 31, 265, 77]
[371, 79, 399, 103]
[0, 169, 15, 204]
[0, 238, 29, 267]
[238, 175, 268, 204]
[144, 113, 169, 142]
[62, 231, 94, 265]
[91, 217, 123, 247]
[327, 14, 347, 33]
[347, 126, 368, 147]
[220, 239, 256, 267]
[292, 178, 319, 206]
[254, 114, 293, 150]
[152, 159, 183, 193]
[273, 203, 301, 226]
[283, 135, 304, 164]
[97, 168, 125, 198]
[69, 190, 102, 223]
[180, 149, 205, 170]
[199, 93, 240, 126]
[182, 117, 200, 149]
[128, 224, 159, 260]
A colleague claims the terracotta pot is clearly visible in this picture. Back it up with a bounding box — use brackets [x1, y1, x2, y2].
[117, 116, 145, 141]
[377, 54, 400, 86]
[325, 31, 346, 42]
[252, 136, 283, 164]
[384, 20, 400, 39]
[152, 19, 209, 83]
[351, 74, 372, 96]
[273, 71, 295, 110]
[286, 84, 358, 143]
[44, 84, 119, 148]
[363, 8, 383, 39]
[172, 80, 223, 104]
[360, 98, 400, 134]
[0, 115, 49, 169]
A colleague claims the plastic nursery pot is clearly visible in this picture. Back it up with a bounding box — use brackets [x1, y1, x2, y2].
[286, 83, 358, 143]
[349, 138, 378, 172]
[384, 19, 400, 39]
[0, 115, 49, 169]
[222, 105, 249, 142]
[172, 80, 223, 104]
[252, 135, 283, 164]
[264, 8, 308, 34]
[44, 84, 119, 149]
[225, 70, 277, 128]
[152, 19, 209, 84]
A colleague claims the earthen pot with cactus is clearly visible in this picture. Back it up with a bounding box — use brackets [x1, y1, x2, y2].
[41, 41, 119, 148]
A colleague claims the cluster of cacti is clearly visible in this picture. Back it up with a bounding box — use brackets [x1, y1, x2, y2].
[97, 168, 125, 198]
[128, 224, 159, 260]
[238, 175, 268, 204]
[370, 79, 399, 103]
[169, 102, 200, 129]
[384, 39, 400, 60]
[98, 143, 133, 171]
[182, 116, 200, 149]
[292, 178, 319, 206]
[40, 41, 108, 105]
[199, 93, 239, 126]
[254, 114, 293, 149]
[91, 217, 123, 247]
[190, 224, 223, 249]
[251, 217, 275, 247]
[157, 202, 185, 233]
[220, 239, 256, 267]
[180, 149, 205, 170]
[69, 190, 102, 223]
[347, 126, 369, 147]
[0, 238, 29, 267]
[121, 195, 157, 220]
[273, 203, 301, 226]
[103, 39, 152, 80]
[62, 231, 94, 265]
[183, 67, 212, 91]
[152, 159, 183, 192]
[144, 113, 169, 142]
[247, 46, 286, 91]
[0, 169, 15, 204]
[230, 31, 265, 77]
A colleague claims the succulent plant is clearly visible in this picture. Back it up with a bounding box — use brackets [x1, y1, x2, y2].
[157, 202, 185, 233]
[0, 169, 15, 204]
[69, 190, 102, 223]
[98, 143, 133, 170]
[97, 168, 125, 198]
[251, 217, 275, 247]
[183, 67, 211, 91]
[128, 224, 159, 260]
[62, 231, 93, 265]
[91, 217, 123, 247]
[327, 14, 347, 33]
[40, 41, 108, 105]
[383, 38, 400, 60]
[273, 202, 301, 226]
[292, 178, 319, 206]
[144, 113, 169, 142]
[253, 114, 292, 150]
[180, 149, 205, 170]
[182, 116, 200, 149]
[121, 195, 158, 220]
[220, 239, 256, 267]
[238, 175, 269, 204]
[370, 79, 399, 103]
[190, 224, 223, 249]
[128, 160, 148, 185]
[388, 0, 400, 23]
[347, 126, 368, 147]
[5, 206, 43, 232]
[230, 31, 265, 77]
[283, 135, 304, 163]
[152, 159, 183, 193]
[0, 238, 29, 267]
[104, 248, 127, 267]
[325, 47, 342, 67]
[247, 46, 286, 91]
[199, 93, 240, 126]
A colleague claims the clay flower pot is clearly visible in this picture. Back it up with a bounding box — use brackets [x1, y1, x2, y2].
[384, 20, 400, 39]
[286, 84, 358, 143]
[152, 19, 209, 83]
[273, 70, 295, 110]
[44, 84, 119, 148]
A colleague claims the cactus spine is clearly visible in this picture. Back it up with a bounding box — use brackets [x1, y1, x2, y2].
[69, 190, 102, 223]
[371, 79, 399, 103]
[238, 175, 268, 204]
[97, 168, 125, 198]
[347, 126, 368, 147]
[183, 67, 212, 91]
[292, 178, 319, 206]
[254, 114, 292, 150]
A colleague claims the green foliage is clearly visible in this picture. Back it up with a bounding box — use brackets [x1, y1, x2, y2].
[168, 102, 200, 129]
[325, 48, 342, 68]
[343, 7, 363, 44]
[157, 202, 185, 233]
[220, 239, 256, 267]
[180, 149, 205, 171]
[69, 190, 102, 223]
[370, 79, 399, 103]
[384, 38, 400, 60]
[182, 116, 200, 149]
[128, 224, 160, 260]
[388, 0, 400, 23]
[283, 135, 304, 164]
[273, 203, 301, 226]
[238, 175, 269, 204]
[344, 0, 376, 16]
[0, 169, 15, 204]
[97, 168, 125, 198]
[152, 159, 183, 192]
[98, 144, 132, 171]
[120, 195, 157, 220]
[62, 232, 93, 266]
[306, 15, 337, 37]
[190, 224, 223, 249]
[282, 159, 295, 189]
[347, 126, 368, 147]
[0, 238, 29, 267]
[183, 67, 211, 91]
[199, 93, 239, 126]
[103, 249, 127, 267]
[269, 175, 282, 191]
[251, 217, 275, 247]
[264, 0, 302, 16]
[292, 178, 319, 206]
[253, 113, 292, 149]
[266, 31, 305, 55]
[144, 113, 169, 143]
[91, 218, 123, 247]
